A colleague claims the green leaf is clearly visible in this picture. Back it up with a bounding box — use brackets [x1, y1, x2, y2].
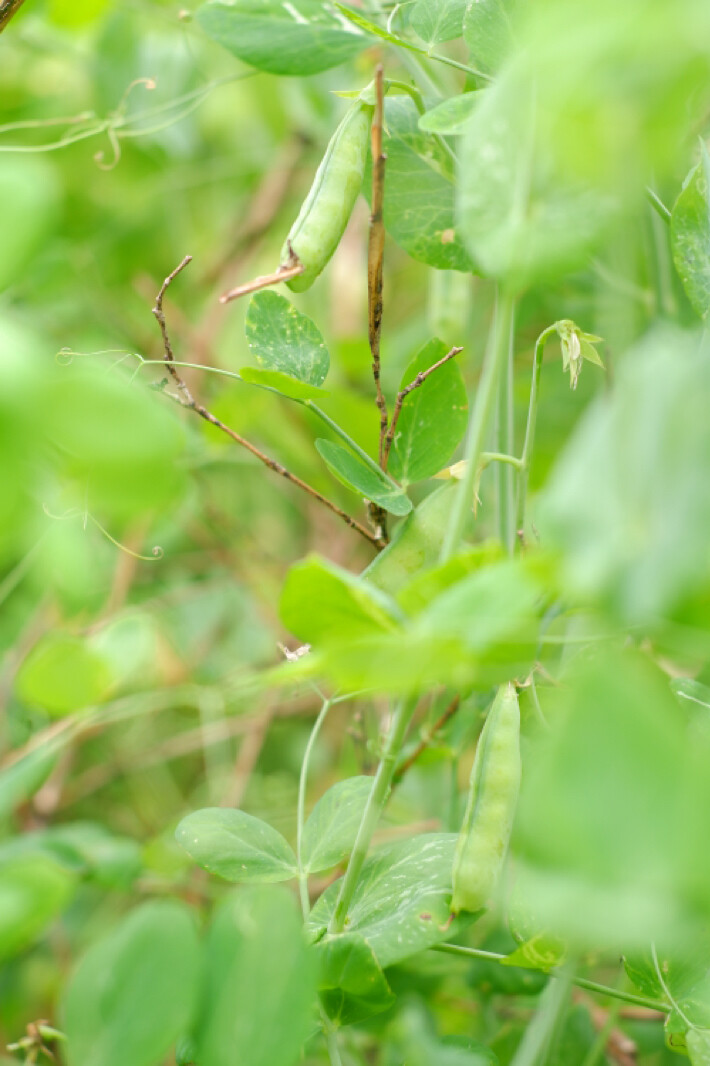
[375, 98, 476, 272]
[175, 808, 298, 882]
[0, 853, 76, 962]
[0, 157, 60, 292]
[671, 146, 710, 320]
[315, 438, 413, 516]
[458, 65, 609, 287]
[463, 0, 516, 76]
[389, 338, 468, 486]
[302, 776, 373, 873]
[280, 554, 404, 645]
[44, 822, 142, 890]
[410, 0, 467, 45]
[61, 901, 200, 1066]
[196, 888, 317, 1066]
[419, 92, 480, 134]
[397, 543, 504, 615]
[239, 366, 328, 400]
[363, 481, 465, 596]
[514, 647, 710, 949]
[195, 0, 366, 76]
[317, 933, 396, 1026]
[414, 557, 541, 652]
[16, 633, 114, 717]
[688, 1029, 710, 1065]
[43, 361, 186, 519]
[308, 834, 472, 968]
[334, 3, 424, 53]
[538, 326, 710, 624]
[245, 291, 329, 385]
[503, 933, 566, 973]
[0, 746, 58, 821]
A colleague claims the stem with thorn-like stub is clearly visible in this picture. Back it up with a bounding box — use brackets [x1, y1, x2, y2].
[151, 257, 384, 549]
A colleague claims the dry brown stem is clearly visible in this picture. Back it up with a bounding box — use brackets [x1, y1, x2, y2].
[152, 256, 383, 549]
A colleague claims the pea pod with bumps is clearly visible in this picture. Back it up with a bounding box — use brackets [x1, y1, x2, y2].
[281, 100, 374, 292]
[451, 682, 521, 915]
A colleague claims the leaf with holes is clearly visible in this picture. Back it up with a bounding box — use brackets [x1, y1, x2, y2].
[245, 291, 329, 385]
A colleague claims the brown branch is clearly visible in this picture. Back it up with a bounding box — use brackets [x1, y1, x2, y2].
[151, 257, 384, 550]
[219, 256, 304, 304]
[382, 345, 463, 469]
[0, 0, 26, 32]
[369, 66, 388, 466]
[392, 695, 460, 785]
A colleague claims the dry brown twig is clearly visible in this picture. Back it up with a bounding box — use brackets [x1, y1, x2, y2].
[368, 65, 388, 465]
[151, 256, 384, 549]
[392, 694, 461, 785]
[0, 0, 26, 32]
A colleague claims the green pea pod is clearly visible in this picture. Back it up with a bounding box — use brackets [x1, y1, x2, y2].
[451, 682, 521, 915]
[281, 102, 374, 292]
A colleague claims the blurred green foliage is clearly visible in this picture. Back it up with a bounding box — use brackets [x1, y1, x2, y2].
[2, 0, 710, 1064]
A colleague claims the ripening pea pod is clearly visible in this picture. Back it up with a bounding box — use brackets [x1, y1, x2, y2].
[451, 682, 521, 915]
[281, 101, 374, 292]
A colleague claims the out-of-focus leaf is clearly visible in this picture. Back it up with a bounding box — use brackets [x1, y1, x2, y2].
[0, 746, 58, 821]
[458, 63, 609, 288]
[175, 808, 297, 882]
[537, 327, 710, 625]
[389, 339, 468, 486]
[196, 0, 366, 75]
[42, 362, 186, 519]
[0, 853, 76, 962]
[363, 482, 463, 597]
[245, 292, 329, 385]
[514, 647, 710, 948]
[195, 888, 316, 1066]
[671, 146, 710, 320]
[0, 157, 60, 292]
[61, 901, 200, 1066]
[419, 92, 480, 135]
[16, 633, 114, 717]
[280, 553, 404, 645]
[301, 776, 373, 873]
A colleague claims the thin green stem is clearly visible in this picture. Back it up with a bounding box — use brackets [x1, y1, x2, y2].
[511, 968, 572, 1066]
[515, 325, 557, 544]
[432, 943, 669, 1013]
[481, 451, 523, 470]
[328, 695, 418, 934]
[320, 1008, 344, 1066]
[296, 697, 332, 919]
[495, 304, 516, 553]
[441, 288, 516, 563]
[646, 186, 672, 224]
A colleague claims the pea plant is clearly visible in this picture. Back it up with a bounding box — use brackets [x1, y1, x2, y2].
[5, 0, 710, 1064]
